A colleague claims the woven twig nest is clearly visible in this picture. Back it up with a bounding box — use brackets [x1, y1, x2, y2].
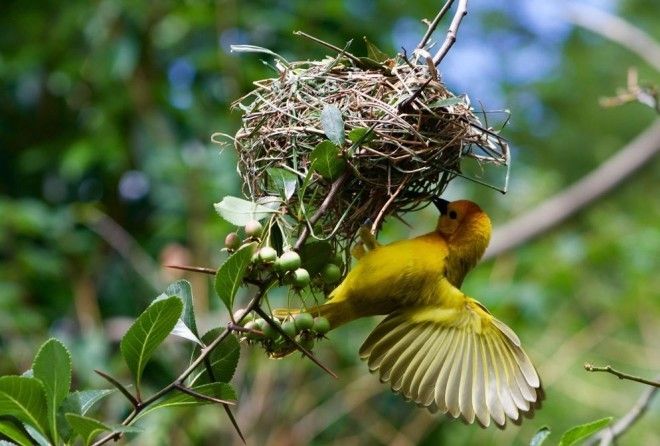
[225, 50, 509, 243]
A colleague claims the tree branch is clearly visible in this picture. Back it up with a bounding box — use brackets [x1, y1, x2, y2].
[584, 364, 660, 388]
[432, 0, 468, 66]
[484, 119, 660, 260]
[564, 3, 660, 72]
[585, 373, 660, 446]
[416, 0, 454, 50]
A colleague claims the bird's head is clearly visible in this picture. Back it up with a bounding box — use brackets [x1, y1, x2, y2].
[433, 198, 492, 262]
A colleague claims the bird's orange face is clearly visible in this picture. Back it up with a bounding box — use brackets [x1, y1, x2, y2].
[436, 200, 486, 236]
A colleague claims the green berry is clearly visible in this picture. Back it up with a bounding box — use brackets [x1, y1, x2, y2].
[292, 268, 310, 288]
[278, 251, 301, 271]
[261, 319, 280, 339]
[321, 263, 342, 284]
[224, 232, 241, 250]
[258, 246, 278, 263]
[244, 220, 263, 238]
[298, 334, 315, 351]
[330, 252, 344, 267]
[313, 316, 331, 335]
[293, 312, 314, 331]
[244, 321, 260, 340]
[281, 319, 297, 338]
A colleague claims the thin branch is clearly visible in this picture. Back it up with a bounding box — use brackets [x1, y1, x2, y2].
[564, 3, 660, 72]
[173, 383, 236, 405]
[94, 369, 139, 408]
[484, 119, 660, 259]
[294, 172, 349, 250]
[432, 0, 468, 66]
[293, 31, 362, 65]
[92, 285, 272, 446]
[584, 364, 660, 388]
[165, 264, 216, 275]
[253, 306, 337, 379]
[79, 207, 163, 290]
[585, 374, 660, 446]
[417, 0, 455, 50]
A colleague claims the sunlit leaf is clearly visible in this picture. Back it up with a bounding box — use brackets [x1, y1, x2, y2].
[191, 330, 240, 385]
[266, 167, 298, 201]
[429, 96, 465, 108]
[214, 196, 278, 226]
[166, 280, 198, 337]
[320, 105, 345, 146]
[311, 141, 346, 180]
[32, 338, 71, 441]
[0, 376, 48, 436]
[214, 242, 257, 313]
[120, 297, 183, 388]
[558, 417, 613, 446]
[66, 389, 115, 416]
[65, 413, 110, 446]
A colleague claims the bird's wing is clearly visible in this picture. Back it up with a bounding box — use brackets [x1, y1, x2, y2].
[359, 295, 543, 428]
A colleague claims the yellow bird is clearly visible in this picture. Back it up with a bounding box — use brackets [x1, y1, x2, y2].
[285, 198, 542, 427]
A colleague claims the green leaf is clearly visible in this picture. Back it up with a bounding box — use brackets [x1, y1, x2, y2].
[191, 330, 240, 385]
[530, 427, 551, 446]
[134, 383, 236, 422]
[213, 196, 278, 226]
[0, 420, 33, 446]
[32, 338, 71, 442]
[348, 127, 375, 145]
[62, 389, 115, 416]
[429, 96, 465, 108]
[120, 297, 183, 388]
[166, 280, 198, 337]
[0, 376, 48, 436]
[65, 413, 110, 446]
[300, 241, 333, 275]
[311, 141, 346, 180]
[363, 37, 390, 63]
[320, 105, 345, 145]
[558, 417, 613, 446]
[266, 167, 298, 201]
[214, 242, 256, 313]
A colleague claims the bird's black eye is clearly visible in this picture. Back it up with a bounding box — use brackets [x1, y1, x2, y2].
[449, 210, 458, 219]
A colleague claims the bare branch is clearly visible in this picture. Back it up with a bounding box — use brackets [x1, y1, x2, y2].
[585, 374, 660, 446]
[485, 120, 660, 260]
[416, 0, 455, 50]
[432, 0, 468, 66]
[564, 3, 660, 72]
[584, 363, 660, 388]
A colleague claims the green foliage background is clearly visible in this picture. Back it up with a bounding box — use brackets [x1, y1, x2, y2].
[1, 0, 658, 444]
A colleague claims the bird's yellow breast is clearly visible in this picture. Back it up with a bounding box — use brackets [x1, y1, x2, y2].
[330, 232, 453, 317]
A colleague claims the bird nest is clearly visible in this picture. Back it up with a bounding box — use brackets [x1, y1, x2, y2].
[222, 50, 509, 244]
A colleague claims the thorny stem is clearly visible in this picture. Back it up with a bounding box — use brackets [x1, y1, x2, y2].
[417, 0, 455, 50]
[294, 172, 350, 250]
[432, 0, 468, 66]
[253, 306, 338, 378]
[584, 364, 660, 388]
[92, 285, 273, 446]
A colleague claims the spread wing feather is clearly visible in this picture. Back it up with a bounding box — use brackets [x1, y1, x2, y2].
[359, 299, 543, 428]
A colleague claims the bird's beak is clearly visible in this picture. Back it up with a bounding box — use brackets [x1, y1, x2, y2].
[432, 197, 450, 215]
